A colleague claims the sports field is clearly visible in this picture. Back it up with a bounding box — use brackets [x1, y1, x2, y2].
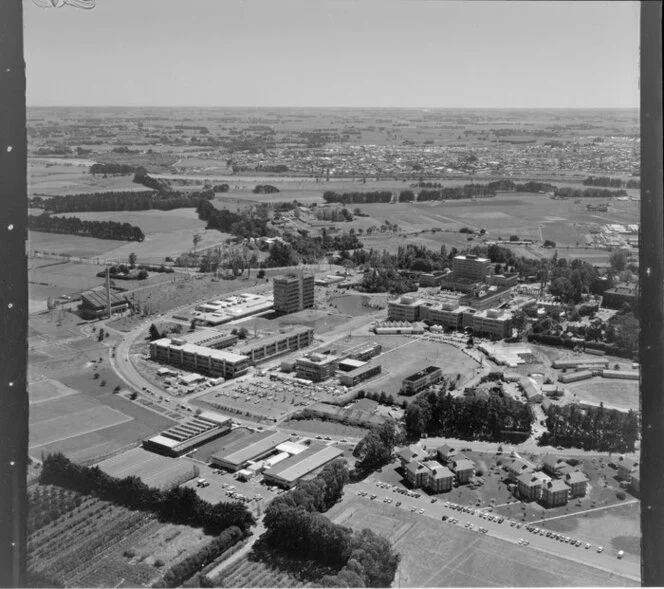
[565, 378, 640, 412]
[96, 447, 197, 489]
[328, 498, 637, 587]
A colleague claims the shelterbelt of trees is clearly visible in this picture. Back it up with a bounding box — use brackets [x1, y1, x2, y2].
[39, 453, 255, 535]
[583, 176, 640, 189]
[262, 459, 400, 587]
[28, 213, 145, 242]
[323, 180, 629, 205]
[540, 403, 639, 453]
[89, 162, 136, 175]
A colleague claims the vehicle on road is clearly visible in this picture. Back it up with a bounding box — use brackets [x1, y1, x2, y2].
[598, 546, 604, 553]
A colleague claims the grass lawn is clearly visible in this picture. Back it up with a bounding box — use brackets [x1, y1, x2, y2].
[565, 379, 640, 412]
[327, 496, 635, 587]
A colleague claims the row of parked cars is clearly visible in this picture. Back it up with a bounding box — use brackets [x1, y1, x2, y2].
[524, 525, 605, 553]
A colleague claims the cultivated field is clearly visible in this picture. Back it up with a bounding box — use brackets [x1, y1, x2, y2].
[28, 161, 140, 196]
[27, 484, 211, 588]
[327, 497, 636, 587]
[96, 447, 198, 489]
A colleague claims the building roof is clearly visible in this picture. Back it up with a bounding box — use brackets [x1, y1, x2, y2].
[565, 471, 589, 484]
[80, 287, 128, 309]
[619, 457, 639, 471]
[155, 339, 249, 364]
[212, 431, 290, 467]
[508, 459, 533, 473]
[517, 473, 543, 487]
[545, 479, 570, 493]
[404, 365, 441, 382]
[436, 443, 456, 457]
[236, 326, 313, 355]
[451, 458, 475, 471]
[264, 444, 344, 484]
[406, 460, 428, 475]
[428, 465, 455, 479]
[543, 455, 565, 470]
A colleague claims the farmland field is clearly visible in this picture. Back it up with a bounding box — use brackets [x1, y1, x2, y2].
[27, 485, 212, 588]
[28, 160, 140, 196]
[327, 497, 636, 587]
[28, 231, 122, 258]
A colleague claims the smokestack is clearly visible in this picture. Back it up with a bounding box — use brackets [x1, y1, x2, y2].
[106, 266, 111, 319]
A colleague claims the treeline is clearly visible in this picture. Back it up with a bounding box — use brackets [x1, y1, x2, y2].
[352, 421, 404, 475]
[418, 183, 498, 201]
[157, 526, 243, 588]
[41, 189, 214, 214]
[263, 459, 400, 587]
[39, 453, 255, 535]
[315, 207, 353, 222]
[253, 184, 280, 194]
[89, 163, 135, 175]
[323, 191, 393, 204]
[404, 390, 533, 440]
[583, 176, 640, 189]
[29, 213, 144, 242]
[212, 183, 230, 192]
[133, 166, 168, 191]
[539, 404, 639, 452]
[413, 180, 556, 193]
[360, 267, 419, 295]
[197, 200, 273, 239]
[555, 186, 627, 199]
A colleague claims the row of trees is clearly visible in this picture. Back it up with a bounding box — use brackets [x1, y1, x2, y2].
[29, 213, 144, 242]
[262, 459, 400, 587]
[418, 184, 498, 201]
[253, 184, 280, 194]
[583, 176, 640, 189]
[315, 207, 354, 222]
[37, 189, 214, 214]
[539, 403, 639, 452]
[89, 163, 135, 175]
[323, 191, 392, 204]
[404, 389, 533, 440]
[157, 526, 244, 588]
[39, 453, 255, 535]
[555, 186, 627, 199]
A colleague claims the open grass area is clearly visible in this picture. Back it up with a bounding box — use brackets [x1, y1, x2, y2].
[28, 231, 122, 258]
[28, 161, 140, 196]
[565, 378, 640, 412]
[327, 497, 635, 587]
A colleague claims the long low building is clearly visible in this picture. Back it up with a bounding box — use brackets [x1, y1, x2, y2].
[552, 358, 609, 369]
[401, 365, 443, 395]
[237, 326, 314, 364]
[143, 413, 232, 457]
[150, 338, 250, 379]
[262, 444, 345, 488]
[210, 431, 291, 472]
[558, 370, 593, 383]
[338, 362, 382, 387]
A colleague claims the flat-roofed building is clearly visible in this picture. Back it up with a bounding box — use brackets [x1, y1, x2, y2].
[237, 326, 314, 364]
[471, 308, 513, 339]
[150, 338, 250, 379]
[453, 254, 494, 282]
[338, 362, 382, 387]
[552, 358, 609, 370]
[210, 431, 291, 471]
[387, 296, 422, 322]
[296, 353, 339, 382]
[401, 365, 443, 395]
[463, 285, 515, 311]
[602, 283, 637, 310]
[273, 273, 314, 314]
[143, 413, 231, 457]
[419, 299, 467, 330]
[601, 369, 639, 380]
[263, 444, 344, 488]
[558, 370, 593, 384]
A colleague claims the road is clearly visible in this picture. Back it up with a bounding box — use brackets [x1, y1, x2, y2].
[349, 478, 640, 583]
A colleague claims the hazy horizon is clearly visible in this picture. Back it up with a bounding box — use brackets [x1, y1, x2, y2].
[24, 0, 639, 109]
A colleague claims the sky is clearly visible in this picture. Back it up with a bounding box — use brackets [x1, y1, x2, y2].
[23, 0, 640, 109]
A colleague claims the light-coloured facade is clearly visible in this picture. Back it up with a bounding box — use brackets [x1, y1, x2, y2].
[542, 480, 570, 507]
[401, 365, 443, 395]
[387, 296, 422, 322]
[470, 308, 513, 339]
[237, 326, 314, 364]
[295, 353, 339, 382]
[273, 273, 315, 314]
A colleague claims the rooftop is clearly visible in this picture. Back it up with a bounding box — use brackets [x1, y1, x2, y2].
[264, 444, 344, 483]
[212, 431, 290, 466]
[404, 365, 441, 382]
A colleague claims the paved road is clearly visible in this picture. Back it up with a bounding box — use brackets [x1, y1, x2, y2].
[349, 478, 640, 583]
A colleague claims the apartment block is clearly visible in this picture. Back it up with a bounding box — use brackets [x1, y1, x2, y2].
[273, 273, 315, 314]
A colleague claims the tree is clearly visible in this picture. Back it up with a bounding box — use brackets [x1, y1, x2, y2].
[128, 252, 137, 267]
[149, 323, 162, 341]
[609, 250, 628, 273]
[193, 233, 202, 254]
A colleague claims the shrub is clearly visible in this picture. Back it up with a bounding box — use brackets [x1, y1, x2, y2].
[616, 491, 626, 500]
[154, 559, 165, 568]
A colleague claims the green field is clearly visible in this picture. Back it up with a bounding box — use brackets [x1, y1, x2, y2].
[565, 378, 640, 412]
[328, 497, 636, 587]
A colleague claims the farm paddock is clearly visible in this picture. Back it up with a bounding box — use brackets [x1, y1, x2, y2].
[27, 484, 211, 588]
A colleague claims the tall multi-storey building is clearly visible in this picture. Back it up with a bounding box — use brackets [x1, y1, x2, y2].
[387, 296, 422, 322]
[295, 353, 339, 382]
[273, 273, 315, 314]
[452, 254, 494, 282]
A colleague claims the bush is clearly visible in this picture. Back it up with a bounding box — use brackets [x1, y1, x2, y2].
[616, 491, 626, 500]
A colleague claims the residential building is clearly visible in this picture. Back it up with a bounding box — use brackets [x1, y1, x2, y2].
[602, 283, 638, 310]
[405, 460, 429, 488]
[617, 457, 639, 480]
[436, 444, 457, 464]
[565, 471, 589, 497]
[541, 480, 570, 507]
[542, 456, 567, 477]
[425, 464, 455, 493]
[450, 458, 476, 484]
[273, 273, 314, 314]
[517, 473, 544, 501]
[507, 458, 534, 482]
[401, 365, 443, 395]
[397, 444, 429, 467]
[295, 353, 339, 382]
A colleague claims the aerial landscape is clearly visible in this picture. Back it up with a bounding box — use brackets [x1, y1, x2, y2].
[20, 1, 642, 587]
